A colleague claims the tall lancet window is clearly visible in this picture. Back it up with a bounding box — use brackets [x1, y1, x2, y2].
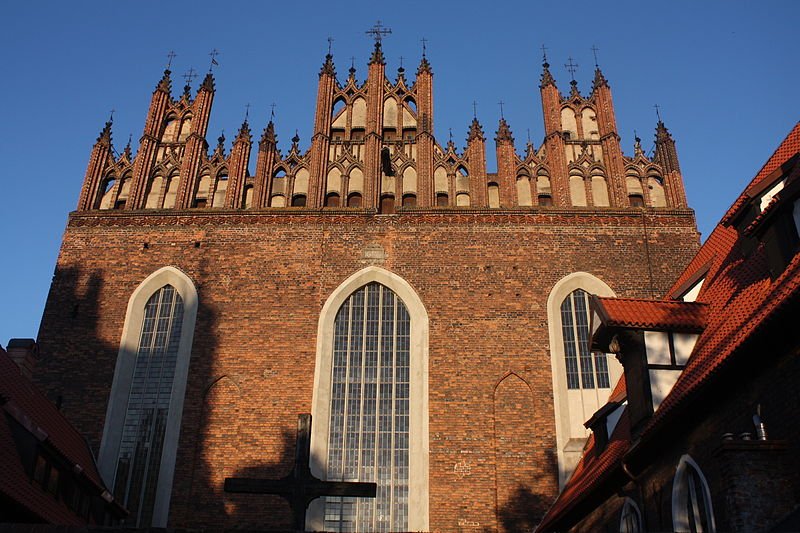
[309, 267, 428, 533]
[113, 285, 183, 525]
[98, 267, 198, 528]
[560, 289, 610, 389]
[324, 282, 410, 532]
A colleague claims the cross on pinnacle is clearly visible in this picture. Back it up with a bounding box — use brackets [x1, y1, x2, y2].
[421, 37, 428, 57]
[209, 49, 220, 72]
[109, 108, 115, 122]
[183, 68, 198, 86]
[540, 44, 548, 63]
[244, 103, 251, 121]
[498, 100, 505, 119]
[365, 20, 392, 44]
[270, 102, 276, 121]
[166, 50, 176, 69]
[591, 45, 600, 68]
[564, 57, 578, 80]
[327, 37, 334, 55]
[224, 414, 376, 531]
[654, 103, 662, 121]
[472, 101, 478, 119]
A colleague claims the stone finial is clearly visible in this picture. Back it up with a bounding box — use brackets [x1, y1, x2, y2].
[123, 134, 133, 159]
[215, 131, 226, 155]
[467, 118, 485, 143]
[320, 54, 336, 77]
[156, 69, 172, 94]
[634, 133, 644, 157]
[540, 61, 555, 88]
[495, 118, 514, 144]
[592, 67, 609, 91]
[291, 130, 300, 151]
[260, 121, 277, 149]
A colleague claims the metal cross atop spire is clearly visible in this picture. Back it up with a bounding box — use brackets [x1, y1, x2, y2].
[109, 108, 115, 122]
[421, 37, 428, 57]
[209, 49, 220, 72]
[654, 103, 662, 121]
[270, 103, 276, 122]
[244, 103, 251, 121]
[564, 57, 579, 80]
[183, 68, 198, 86]
[540, 44, 548, 63]
[166, 51, 177, 69]
[498, 100, 505, 119]
[472, 101, 478, 118]
[365, 20, 392, 44]
[327, 37, 334, 55]
[591, 45, 600, 68]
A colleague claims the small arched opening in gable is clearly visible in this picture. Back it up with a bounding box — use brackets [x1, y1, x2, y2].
[98, 175, 117, 210]
[211, 172, 228, 208]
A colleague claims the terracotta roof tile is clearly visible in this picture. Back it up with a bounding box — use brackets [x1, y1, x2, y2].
[594, 297, 707, 332]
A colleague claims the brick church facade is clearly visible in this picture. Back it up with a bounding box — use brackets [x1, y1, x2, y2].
[33, 38, 699, 531]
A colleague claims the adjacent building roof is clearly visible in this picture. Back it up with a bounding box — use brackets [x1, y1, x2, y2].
[537, 121, 800, 532]
[0, 347, 125, 523]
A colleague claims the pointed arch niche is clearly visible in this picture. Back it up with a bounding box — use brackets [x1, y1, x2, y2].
[97, 266, 198, 527]
[308, 266, 429, 532]
[547, 272, 622, 488]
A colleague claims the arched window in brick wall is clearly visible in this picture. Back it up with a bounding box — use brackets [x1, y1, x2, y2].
[672, 455, 716, 533]
[308, 267, 429, 532]
[98, 267, 198, 527]
[620, 497, 643, 533]
[547, 273, 622, 488]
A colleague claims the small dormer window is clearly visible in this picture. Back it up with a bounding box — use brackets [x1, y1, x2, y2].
[759, 178, 786, 211]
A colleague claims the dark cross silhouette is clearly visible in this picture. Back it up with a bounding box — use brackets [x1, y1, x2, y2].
[350, 56, 356, 70]
[327, 37, 334, 55]
[166, 50, 176, 69]
[527, 128, 531, 144]
[564, 57, 578, 80]
[540, 44, 548, 63]
[244, 103, 251, 121]
[224, 414, 377, 531]
[421, 37, 428, 57]
[109, 108, 115, 122]
[498, 100, 505, 119]
[591, 45, 600, 68]
[209, 49, 220, 72]
[183, 68, 198, 86]
[448, 127, 453, 144]
[399, 56, 404, 69]
[654, 103, 662, 121]
[365, 20, 392, 44]
[472, 100, 478, 118]
[270, 103, 276, 122]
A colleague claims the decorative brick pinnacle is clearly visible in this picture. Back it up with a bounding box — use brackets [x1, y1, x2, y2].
[156, 69, 172, 94]
[655, 120, 674, 143]
[260, 121, 277, 149]
[236, 120, 252, 143]
[417, 56, 432, 75]
[592, 67, 609, 91]
[201, 72, 215, 92]
[467, 118, 485, 143]
[540, 62, 556, 88]
[320, 54, 336, 77]
[495, 118, 514, 144]
[97, 120, 113, 145]
[370, 42, 385, 65]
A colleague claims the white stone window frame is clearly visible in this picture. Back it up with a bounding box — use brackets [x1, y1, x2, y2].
[97, 266, 198, 527]
[619, 496, 643, 533]
[672, 454, 716, 533]
[308, 266, 429, 532]
[547, 272, 622, 488]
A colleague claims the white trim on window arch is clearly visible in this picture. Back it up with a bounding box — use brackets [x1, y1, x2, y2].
[672, 454, 716, 533]
[547, 272, 622, 488]
[307, 266, 429, 532]
[97, 266, 198, 527]
[619, 496, 644, 533]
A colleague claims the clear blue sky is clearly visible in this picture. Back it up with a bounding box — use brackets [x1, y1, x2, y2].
[1, 1, 797, 344]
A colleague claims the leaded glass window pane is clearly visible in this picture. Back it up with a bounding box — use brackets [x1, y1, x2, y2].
[324, 282, 409, 532]
[113, 284, 183, 526]
[560, 289, 610, 390]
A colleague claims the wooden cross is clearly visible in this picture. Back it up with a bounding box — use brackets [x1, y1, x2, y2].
[365, 20, 392, 44]
[564, 57, 578, 79]
[166, 50, 177, 69]
[591, 45, 600, 68]
[224, 414, 377, 531]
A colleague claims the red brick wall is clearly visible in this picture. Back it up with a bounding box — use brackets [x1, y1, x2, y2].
[34, 207, 699, 531]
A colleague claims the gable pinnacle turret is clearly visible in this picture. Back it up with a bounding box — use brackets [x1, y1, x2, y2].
[320, 53, 336, 77]
[156, 69, 172, 94]
[467, 118, 485, 142]
[495, 118, 514, 143]
[236, 119, 252, 142]
[97, 120, 113, 145]
[540, 61, 555, 88]
[123, 134, 132, 159]
[592, 67, 609, 91]
[260, 121, 277, 149]
[200, 72, 215, 92]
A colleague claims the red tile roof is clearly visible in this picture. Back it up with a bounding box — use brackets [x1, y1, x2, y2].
[537, 122, 800, 532]
[0, 348, 124, 522]
[593, 297, 707, 332]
